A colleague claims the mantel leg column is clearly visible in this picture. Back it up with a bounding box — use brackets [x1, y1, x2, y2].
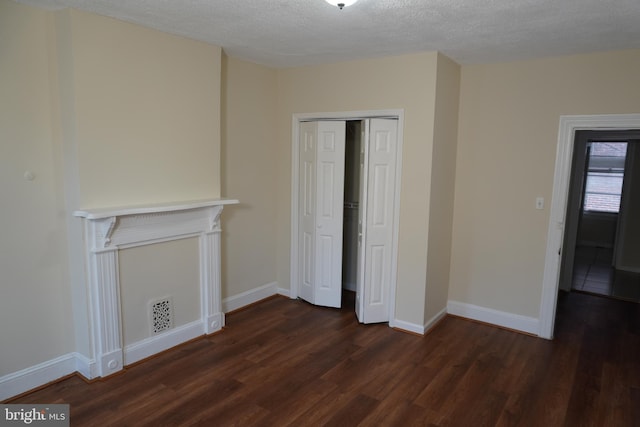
[201, 226, 223, 334]
[88, 248, 124, 377]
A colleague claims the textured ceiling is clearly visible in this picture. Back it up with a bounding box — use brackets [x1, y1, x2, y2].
[14, 0, 640, 68]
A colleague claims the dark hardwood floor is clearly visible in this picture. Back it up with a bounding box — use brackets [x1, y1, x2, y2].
[8, 291, 640, 426]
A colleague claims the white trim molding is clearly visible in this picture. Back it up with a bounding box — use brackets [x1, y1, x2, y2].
[222, 282, 279, 313]
[448, 301, 539, 335]
[389, 307, 447, 336]
[390, 319, 426, 335]
[74, 198, 238, 378]
[0, 354, 77, 401]
[124, 320, 204, 366]
[539, 114, 640, 339]
[73, 352, 96, 380]
[424, 307, 448, 334]
[277, 287, 291, 298]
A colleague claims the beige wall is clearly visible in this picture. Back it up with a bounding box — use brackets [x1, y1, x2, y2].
[55, 10, 224, 358]
[221, 55, 278, 298]
[50, 9, 225, 353]
[1, 0, 226, 380]
[0, 0, 74, 376]
[424, 53, 460, 322]
[9, 0, 640, 394]
[66, 9, 222, 209]
[451, 49, 640, 318]
[119, 238, 201, 346]
[276, 53, 439, 326]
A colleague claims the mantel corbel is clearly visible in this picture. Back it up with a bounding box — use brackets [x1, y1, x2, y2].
[95, 216, 117, 250]
[208, 205, 224, 233]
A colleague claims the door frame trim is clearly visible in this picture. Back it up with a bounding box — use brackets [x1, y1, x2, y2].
[290, 109, 405, 326]
[539, 113, 640, 339]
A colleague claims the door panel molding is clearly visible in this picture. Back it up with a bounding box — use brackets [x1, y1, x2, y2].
[298, 122, 317, 304]
[360, 118, 398, 323]
[297, 121, 346, 308]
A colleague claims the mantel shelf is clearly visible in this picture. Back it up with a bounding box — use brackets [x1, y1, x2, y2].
[73, 198, 239, 220]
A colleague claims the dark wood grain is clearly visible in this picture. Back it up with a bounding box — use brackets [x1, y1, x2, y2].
[7, 291, 640, 426]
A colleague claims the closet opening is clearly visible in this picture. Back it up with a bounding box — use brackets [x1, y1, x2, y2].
[290, 109, 404, 327]
[341, 120, 363, 311]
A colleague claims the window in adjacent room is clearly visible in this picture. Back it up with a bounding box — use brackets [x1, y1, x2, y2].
[583, 142, 628, 213]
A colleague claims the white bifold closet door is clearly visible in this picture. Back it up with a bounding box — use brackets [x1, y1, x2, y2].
[299, 121, 346, 308]
[356, 118, 398, 323]
[298, 118, 398, 323]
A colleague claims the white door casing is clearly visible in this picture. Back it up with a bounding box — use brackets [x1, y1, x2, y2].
[298, 121, 346, 308]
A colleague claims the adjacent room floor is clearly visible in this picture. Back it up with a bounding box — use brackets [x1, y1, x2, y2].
[572, 245, 640, 303]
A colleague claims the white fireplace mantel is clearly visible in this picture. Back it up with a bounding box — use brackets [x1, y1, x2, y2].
[74, 198, 238, 378]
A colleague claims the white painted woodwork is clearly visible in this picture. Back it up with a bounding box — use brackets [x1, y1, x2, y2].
[355, 121, 369, 322]
[298, 121, 346, 308]
[360, 118, 398, 323]
[299, 122, 316, 304]
[74, 198, 237, 377]
[315, 122, 346, 307]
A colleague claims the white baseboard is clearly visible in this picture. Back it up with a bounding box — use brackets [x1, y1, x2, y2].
[0, 354, 78, 401]
[424, 307, 447, 334]
[447, 300, 539, 335]
[390, 307, 446, 335]
[390, 318, 425, 335]
[124, 320, 204, 366]
[222, 282, 278, 313]
[277, 287, 290, 298]
[73, 352, 96, 380]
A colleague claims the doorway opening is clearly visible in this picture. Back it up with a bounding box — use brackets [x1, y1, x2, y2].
[289, 109, 404, 328]
[539, 114, 640, 340]
[559, 132, 640, 302]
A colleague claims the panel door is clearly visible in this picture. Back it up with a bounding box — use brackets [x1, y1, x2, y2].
[298, 121, 346, 308]
[355, 120, 368, 321]
[299, 121, 317, 304]
[360, 118, 398, 323]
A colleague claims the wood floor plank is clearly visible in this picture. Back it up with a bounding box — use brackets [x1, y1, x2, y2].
[322, 393, 380, 427]
[6, 292, 640, 426]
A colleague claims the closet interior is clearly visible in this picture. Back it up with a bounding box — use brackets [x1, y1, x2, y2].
[342, 120, 362, 303]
